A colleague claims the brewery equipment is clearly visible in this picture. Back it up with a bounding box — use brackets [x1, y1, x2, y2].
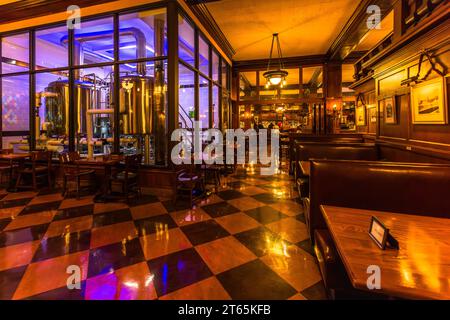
[44, 79, 101, 137]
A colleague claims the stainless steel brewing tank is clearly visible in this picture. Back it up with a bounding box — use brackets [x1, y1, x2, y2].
[119, 75, 154, 135]
[45, 80, 100, 136]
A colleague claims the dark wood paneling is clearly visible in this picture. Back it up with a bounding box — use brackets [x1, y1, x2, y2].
[233, 55, 326, 72]
[352, 4, 450, 163]
[409, 79, 450, 145]
[324, 62, 342, 98]
[379, 94, 409, 140]
[327, 0, 394, 60]
[378, 143, 450, 164]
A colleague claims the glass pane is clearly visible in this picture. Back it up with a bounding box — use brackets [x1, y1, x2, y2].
[199, 76, 209, 129]
[212, 85, 219, 129]
[1, 33, 29, 74]
[35, 72, 70, 153]
[222, 92, 230, 129]
[35, 25, 68, 69]
[2, 74, 29, 131]
[179, 64, 195, 129]
[74, 17, 114, 65]
[340, 101, 356, 131]
[120, 9, 167, 61]
[73, 65, 114, 157]
[259, 89, 277, 100]
[199, 36, 209, 76]
[221, 60, 228, 88]
[280, 68, 299, 99]
[178, 16, 195, 66]
[239, 71, 257, 101]
[119, 60, 168, 165]
[302, 66, 323, 98]
[212, 51, 219, 82]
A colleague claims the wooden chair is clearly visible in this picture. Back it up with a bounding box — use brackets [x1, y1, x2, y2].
[0, 148, 15, 185]
[201, 164, 221, 193]
[59, 152, 96, 199]
[174, 164, 205, 208]
[15, 150, 53, 191]
[109, 154, 142, 203]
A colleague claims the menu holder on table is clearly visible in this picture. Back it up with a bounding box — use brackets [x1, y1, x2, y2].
[368, 216, 399, 250]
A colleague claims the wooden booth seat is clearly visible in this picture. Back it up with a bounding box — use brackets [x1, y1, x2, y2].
[306, 160, 450, 293]
[288, 134, 365, 174]
[294, 143, 379, 198]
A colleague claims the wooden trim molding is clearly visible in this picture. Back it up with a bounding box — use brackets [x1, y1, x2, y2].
[376, 138, 450, 162]
[355, 1, 449, 80]
[0, 0, 117, 24]
[327, 0, 394, 61]
[186, 2, 235, 60]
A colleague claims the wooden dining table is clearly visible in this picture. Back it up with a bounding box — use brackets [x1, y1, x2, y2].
[0, 153, 32, 191]
[299, 160, 310, 177]
[75, 156, 121, 202]
[320, 205, 450, 300]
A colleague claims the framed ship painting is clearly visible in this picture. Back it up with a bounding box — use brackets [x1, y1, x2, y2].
[411, 77, 447, 124]
[383, 96, 396, 124]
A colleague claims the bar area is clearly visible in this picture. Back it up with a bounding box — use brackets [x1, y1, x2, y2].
[0, 0, 449, 306]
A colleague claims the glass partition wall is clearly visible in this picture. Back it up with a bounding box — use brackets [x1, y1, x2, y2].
[178, 15, 230, 132]
[0, 2, 231, 165]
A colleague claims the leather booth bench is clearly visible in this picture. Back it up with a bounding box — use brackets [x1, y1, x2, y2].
[306, 159, 450, 294]
[288, 134, 364, 174]
[294, 143, 379, 198]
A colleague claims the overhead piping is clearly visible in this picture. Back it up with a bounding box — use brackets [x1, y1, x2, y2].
[60, 27, 148, 78]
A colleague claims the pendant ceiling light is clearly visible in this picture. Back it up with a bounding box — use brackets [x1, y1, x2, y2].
[264, 33, 288, 88]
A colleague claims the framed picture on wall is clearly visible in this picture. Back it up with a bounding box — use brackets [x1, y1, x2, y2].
[383, 96, 397, 124]
[370, 108, 378, 123]
[356, 105, 366, 126]
[411, 77, 447, 124]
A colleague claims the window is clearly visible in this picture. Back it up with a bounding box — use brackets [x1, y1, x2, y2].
[280, 68, 300, 99]
[178, 16, 195, 66]
[35, 25, 68, 69]
[35, 72, 69, 153]
[222, 92, 230, 129]
[302, 66, 323, 98]
[74, 17, 114, 66]
[212, 51, 219, 82]
[118, 61, 167, 162]
[221, 60, 228, 88]
[213, 85, 219, 129]
[240, 71, 257, 101]
[2, 74, 29, 150]
[179, 64, 195, 128]
[74, 65, 114, 156]
[2, 75, 29, 131]
[199, 76, 209, 129]
[199, 36, 209, 76]
[120, 9, 167, 61]
[1, 33, 29, 74]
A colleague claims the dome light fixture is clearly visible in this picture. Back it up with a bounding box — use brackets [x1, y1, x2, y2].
[263, 33, 288, 88]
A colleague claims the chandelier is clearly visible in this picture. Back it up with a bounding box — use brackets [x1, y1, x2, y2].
[264, 33, 288, 88]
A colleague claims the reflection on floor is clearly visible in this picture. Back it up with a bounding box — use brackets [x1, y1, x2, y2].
[0, 165, 326, 300]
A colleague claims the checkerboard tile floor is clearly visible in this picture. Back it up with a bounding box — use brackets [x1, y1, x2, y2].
[0, 166, 326, 300]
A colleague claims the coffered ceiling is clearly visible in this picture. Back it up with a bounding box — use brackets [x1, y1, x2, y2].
[206, 0, 361, 61]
